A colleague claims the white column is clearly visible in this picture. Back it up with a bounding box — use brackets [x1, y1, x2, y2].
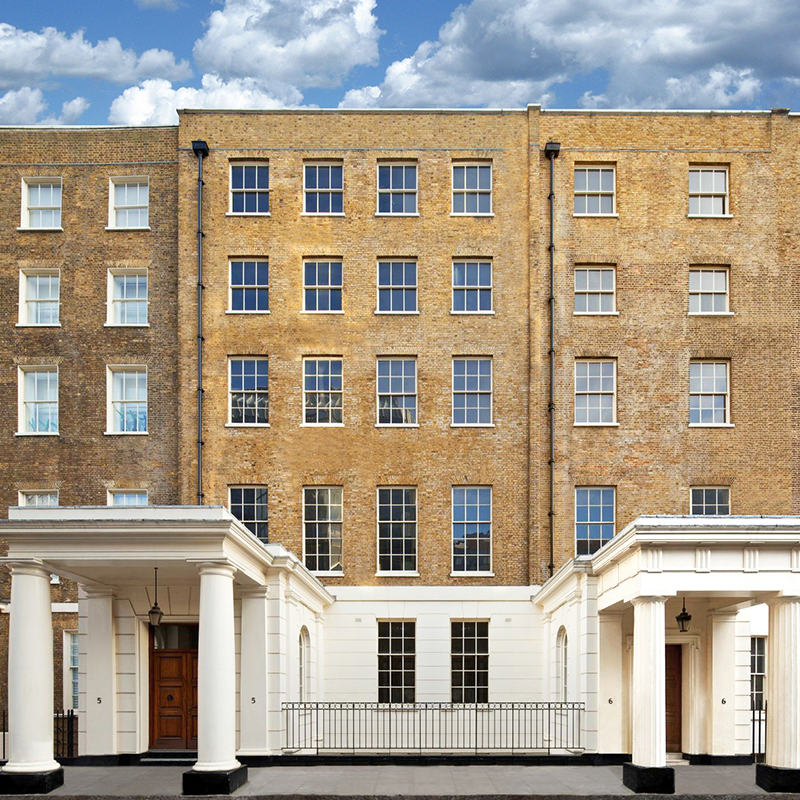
[239, 587, 269, 755]
[598, 612, 626, 754]
[84, 588, 117, 755]
[765, 597, 800, 769]
[708, 610, 737, 756]
[266, 572, 288, 755]
[194, 562, 240, 773]
[631, 596, 667, 767]
[2, 562, 60, 774]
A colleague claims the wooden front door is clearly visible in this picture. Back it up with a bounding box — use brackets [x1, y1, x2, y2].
[150, 634, 198, 750]
[665, 644, 682, 753]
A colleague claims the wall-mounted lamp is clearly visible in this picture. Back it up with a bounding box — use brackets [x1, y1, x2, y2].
[675, 597, 692, 633]
[148, 567, 164, 627]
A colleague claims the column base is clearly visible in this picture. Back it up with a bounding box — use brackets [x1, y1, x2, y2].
[756, 763, 800, 793]
[182, 765, 248, 795]
[0, 767, 64, 795]
[623, 763, 675, 794]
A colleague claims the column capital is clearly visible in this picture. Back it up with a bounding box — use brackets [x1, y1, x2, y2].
[238, 585, 269, 599]
[82, 584, 116, 598]
[2, 560, 51, 580]
[766, 595, 800, 607]
[191, 560, 237, 579]
[630, 595, 668, 607]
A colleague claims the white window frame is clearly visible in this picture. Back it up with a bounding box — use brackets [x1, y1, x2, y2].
[688, 268, 731, 315]
[299, 627, 311, 702]
[302, 486, 344, 575]
[450, 620, 489, 703]
[452, 260, 494, 314]
[228, 259, 270, 314]
[107, 176, 149, 230]
[18, 269, 61, 327]
[227, 357, 269, 427]
[106, 365, 148, 435]
[376, 260, 418, 315]
[688, 167, 730, 217]
[107, 489, 148, 506]
[690, 486, 731, 515]
[574, 267, 617, 315]
[452, 357, 494, 427]
[751, 636, 766, 712]
[451, 162, 493, 216]
[302, 357, 344, 426]
[228, 485, 268, 540]
[106, 269, 149, 327]
[302, 259, 343, 314]
[689, 360, 731, 427]
[18, 366, 59, 436]
[20, 177, 63, 230]
[376, 162, 418, 216]
[376, 486, 418, 575]
[376, 357, 418, 427]
[229, 162, 270, 216]
[63, 630, 79, 711]
[378, 620, 417, 704]
[574, 359, 618, 426]
[303, 161, 344, 216]
[575, 486, 616, 556]
[451, 485, 493, 576]
[557, 627, 568, 701]
[19, 489, 59, 507]
[573, 166, 617, 216]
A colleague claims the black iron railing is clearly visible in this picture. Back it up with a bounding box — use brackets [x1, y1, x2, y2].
[283, 702, 584, 754]
[0, 710, 77, 762]
[751, 697, 766, 762]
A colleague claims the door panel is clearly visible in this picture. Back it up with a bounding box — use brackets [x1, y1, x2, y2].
[665, 644, 682, 753]
[150, 636, 199, 750]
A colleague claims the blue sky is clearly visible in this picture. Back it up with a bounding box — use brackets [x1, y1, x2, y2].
[1, 0, 799, 125]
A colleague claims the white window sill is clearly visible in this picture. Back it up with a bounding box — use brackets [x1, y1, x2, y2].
[311, 570, 344, 577]
[574, 311, 619, 316]
[104, 323, 150, 328]
[17, 227, 63, 232]
[15, 323, 62, 328]
[375, 213, 420, 218]
[300, 423, 344, 427]
[300, 212, 345, 217]
[688, 423, 735, 428]
[105, 226, 151, 231]
[450, 213, 494, 218]
[450, 423, 495, 428]
[225, 310, 270, 315]
[300, 310, 344, 315]
[225, 212, 270, 218]
[687, 312, 734, 316]
[104, 431, 149, 436]
[376, 571, 420, 577]
[15, 431, 59, 437]
[687, 214, 733, 219]
[451, 311, 495, 316]
[375, 423, 420, 428]
[224, 423, 270, 428]
[573, 422, 620, 427]
[573, 213, 619, 218]
[374, 310, 420, 315]
[450, 572, 495, 578]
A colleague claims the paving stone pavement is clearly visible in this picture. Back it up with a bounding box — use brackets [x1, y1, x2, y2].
[42, 763, 777, 797]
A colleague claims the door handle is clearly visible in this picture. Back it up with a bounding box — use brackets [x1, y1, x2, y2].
[167, 694, 174, 701]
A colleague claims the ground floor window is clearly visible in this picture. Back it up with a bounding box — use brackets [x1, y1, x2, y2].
[66, 631, 79, 710]
[451, 620, 488, 703]
[751, 636, 766, 710]
[378, 620, 415, 703]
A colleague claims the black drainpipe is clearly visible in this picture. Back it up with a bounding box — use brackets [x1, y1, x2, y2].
[192, 140, 209, 505]
[544, 141, 560, 576]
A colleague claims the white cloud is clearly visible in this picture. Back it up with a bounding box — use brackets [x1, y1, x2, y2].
[108, 75, 287, 125]
[193, 0, 382, 99]
[340, 0, 800, 109]
[0, 88, 89, 125]
[0, 23, 191, 89]
[135, 0, 182, 10]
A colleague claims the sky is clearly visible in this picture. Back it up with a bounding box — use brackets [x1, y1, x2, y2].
[1, 0, 799, 126]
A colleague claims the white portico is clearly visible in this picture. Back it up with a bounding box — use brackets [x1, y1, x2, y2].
[535, 516, 800, 793]
[0, 506, 332, 795]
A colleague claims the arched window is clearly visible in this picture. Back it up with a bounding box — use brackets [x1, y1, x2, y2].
[299, 627, 311, 702]
[557, 627, 568, 702]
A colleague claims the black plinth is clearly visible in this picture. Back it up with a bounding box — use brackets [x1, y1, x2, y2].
[756, 763, 800, 793]
[182, 765, 248, 795]
[0, 767, 64, 794]
[623, 762, 675, 794]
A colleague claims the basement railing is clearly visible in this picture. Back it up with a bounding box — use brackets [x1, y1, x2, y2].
[283, 702, 584, 754]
